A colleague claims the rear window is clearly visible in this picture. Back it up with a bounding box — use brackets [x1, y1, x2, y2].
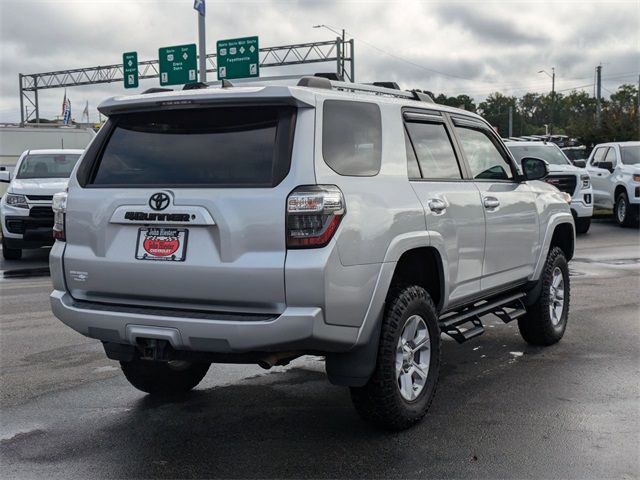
[88, 106, 295, 187]
[322, 100, 382, 176]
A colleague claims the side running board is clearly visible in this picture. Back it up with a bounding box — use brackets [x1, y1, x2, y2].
[439, 292, 527, 344]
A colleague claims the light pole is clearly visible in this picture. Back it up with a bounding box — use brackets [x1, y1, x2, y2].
[538, 67, 555, 135]
[313, 24, 346, 80]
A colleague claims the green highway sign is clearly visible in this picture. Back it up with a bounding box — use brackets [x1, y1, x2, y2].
[216, 36, 259, 80]
[123, 52, 138, 89]
[158, 44, 198, 86]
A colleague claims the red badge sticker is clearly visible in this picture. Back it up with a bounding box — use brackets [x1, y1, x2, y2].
[143, 237, 180, 257]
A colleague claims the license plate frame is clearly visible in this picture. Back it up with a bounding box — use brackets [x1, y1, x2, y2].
[135, 227, 188, 262]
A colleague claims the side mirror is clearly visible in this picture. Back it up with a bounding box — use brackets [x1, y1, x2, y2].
[521, 157, 549, 181]
[599, 161, 614, 172]
[0, 170, 10, 183]
[572, 159, 586, 168]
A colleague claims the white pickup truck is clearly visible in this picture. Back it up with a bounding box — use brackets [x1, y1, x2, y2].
[0, 149, 83, 259]
[586, 141, 640, 227]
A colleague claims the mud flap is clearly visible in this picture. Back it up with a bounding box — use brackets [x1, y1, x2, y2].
[325, 312, 383, 387]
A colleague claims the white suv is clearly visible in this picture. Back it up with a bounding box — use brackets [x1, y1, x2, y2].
[505, 141, 593, 233]
[586, 141, 640, 227]
[0, 149, 83, 259]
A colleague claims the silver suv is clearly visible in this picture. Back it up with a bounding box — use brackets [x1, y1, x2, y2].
[50, 77, 575, 430]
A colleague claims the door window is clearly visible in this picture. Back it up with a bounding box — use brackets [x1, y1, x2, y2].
[603, 147, 618, 166]
[456, 127, 514, 180]
[590, 147, 608, 167]
[405, 122, 462, 179]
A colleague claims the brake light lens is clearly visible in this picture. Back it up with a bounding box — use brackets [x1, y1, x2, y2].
[52, 192, 67, 241]
[286, 185, 345, 248]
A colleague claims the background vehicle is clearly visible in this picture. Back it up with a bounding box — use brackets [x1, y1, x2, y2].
[506, 141, 593, 233]
[0, 149, 83, 259]
[0, 125, 95, 197]
[586, 141, 640, 227]
[50, 78, 575, 430]
[561, 145, 589, 166]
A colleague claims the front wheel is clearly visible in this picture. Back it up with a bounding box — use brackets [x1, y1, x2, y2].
[120, 356, 210, 396]
[575, 216, 591, 234]
[615, 191, 639, 228]
[518, 246, 570, 346]
[1, 238, 22, 260]
[350, 286, 440, 431]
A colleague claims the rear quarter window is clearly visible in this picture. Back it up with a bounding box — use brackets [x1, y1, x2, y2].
[322, 100, 382, 176]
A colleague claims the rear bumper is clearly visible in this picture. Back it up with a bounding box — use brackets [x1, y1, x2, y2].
[50, 289, 359, 353]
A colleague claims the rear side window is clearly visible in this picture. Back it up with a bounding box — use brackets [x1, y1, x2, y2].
[405, 122, 461, 179]
[322, 100, 382, 176]
[88, 106, 295, 187]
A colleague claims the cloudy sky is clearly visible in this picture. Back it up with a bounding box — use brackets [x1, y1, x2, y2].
[0, 0, 638, 123]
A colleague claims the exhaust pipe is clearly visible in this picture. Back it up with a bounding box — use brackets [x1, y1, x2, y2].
[257, 351, 302, 370]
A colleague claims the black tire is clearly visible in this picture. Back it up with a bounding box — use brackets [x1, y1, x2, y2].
[614, 191, 639, 228]
[350, 286, 440, 431]
[575, 216, 591, 234]
[518, 246, 570, 346]
[1, 238, 22, 260]
[120, 356, 210, 396]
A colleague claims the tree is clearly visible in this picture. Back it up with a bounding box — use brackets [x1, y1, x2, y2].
[477, 92, 519, 136]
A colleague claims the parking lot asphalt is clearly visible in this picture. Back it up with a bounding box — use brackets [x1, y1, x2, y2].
[1, 219, 639, 479]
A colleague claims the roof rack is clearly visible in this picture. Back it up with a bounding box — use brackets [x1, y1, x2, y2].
[296, 76, 434, 103]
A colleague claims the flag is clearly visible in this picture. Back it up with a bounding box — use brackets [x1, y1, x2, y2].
[62, 94, 71, 125]
[193, 0, 205, 16]
[61, 90, 67, 116]
[82, 101, 89, 121]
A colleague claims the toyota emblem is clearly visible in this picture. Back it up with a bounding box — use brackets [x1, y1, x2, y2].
[149, 192, 170, 211]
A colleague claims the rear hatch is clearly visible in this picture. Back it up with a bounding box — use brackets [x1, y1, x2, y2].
[63, 102, 310, 314]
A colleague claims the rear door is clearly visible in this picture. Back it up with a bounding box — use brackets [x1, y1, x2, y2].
[452, 117, 539, 291]
[404, 111, 485, 306]
[63, 105, 305, 314]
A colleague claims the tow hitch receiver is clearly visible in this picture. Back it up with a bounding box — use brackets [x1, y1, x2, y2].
[138, 338, 172, 361]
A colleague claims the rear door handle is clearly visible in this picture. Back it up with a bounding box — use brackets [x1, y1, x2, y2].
[428, 198, 447, 213]
[483, 197, 500, 209]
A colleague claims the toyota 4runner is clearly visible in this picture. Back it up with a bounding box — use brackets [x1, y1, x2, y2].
[50, 77, 575, 430]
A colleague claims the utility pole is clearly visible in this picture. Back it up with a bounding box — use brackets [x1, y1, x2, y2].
[596, 65, 602, 129]
[194, 0, 206, 83]
[551, 67, 555, 135]
[538, 67, 555, 134]
[508, 105, 513, 137]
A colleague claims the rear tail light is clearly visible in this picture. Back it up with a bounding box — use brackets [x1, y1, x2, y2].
[52, 192, 67, 241]
[286, 185, 345, 248]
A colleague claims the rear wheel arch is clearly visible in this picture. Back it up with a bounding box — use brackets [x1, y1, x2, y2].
[549, 222, 574, 261]
[388, 247, 444, 311]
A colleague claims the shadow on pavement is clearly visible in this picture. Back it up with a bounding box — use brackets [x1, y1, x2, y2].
[1, 246, 50, 278]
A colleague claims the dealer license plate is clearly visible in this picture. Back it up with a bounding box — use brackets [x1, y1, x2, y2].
[135, 227, 188, 262]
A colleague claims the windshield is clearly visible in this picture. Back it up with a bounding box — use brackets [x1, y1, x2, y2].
[620, 146, 640, 165]
[507, 144, 570, 166]
[562, 148, 586, 162]
[16, 153, 81, 179]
